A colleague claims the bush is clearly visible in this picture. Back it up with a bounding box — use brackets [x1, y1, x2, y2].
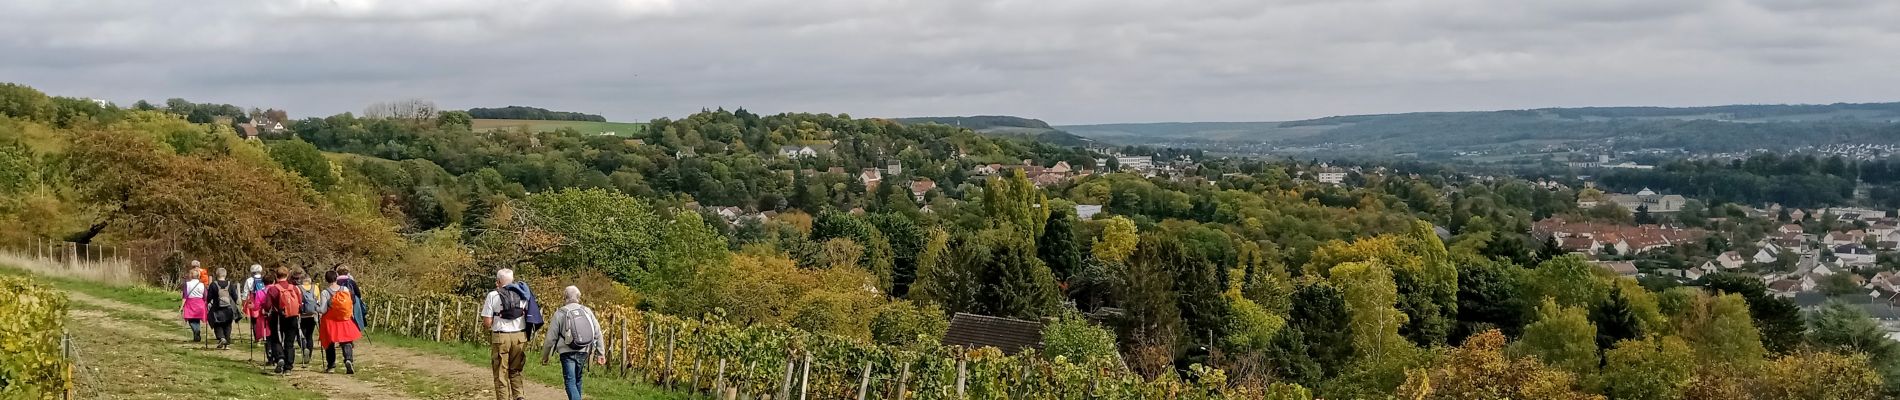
[0, 275, 71, 399]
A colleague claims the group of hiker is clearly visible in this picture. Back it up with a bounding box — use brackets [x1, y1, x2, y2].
[481, 268, 607, 400]
[178, 263, 608, 400]
[180, 261, 364, 375]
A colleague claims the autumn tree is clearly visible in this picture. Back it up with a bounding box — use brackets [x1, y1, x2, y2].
[1601, 335, 1696, 400]
[1700, 272, 1804, 353]
[1512, 298, 1599, 377]
[1678, 292, 1766, 366]
[1090, 215, 1139, 263]
[1807, 301, 1900, 390]
[983, 169, 1048, 237]
[1329, 260, 1411, 362]
[1393, 330, 1602, 400]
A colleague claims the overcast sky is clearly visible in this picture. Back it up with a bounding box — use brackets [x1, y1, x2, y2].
[4, 0, 1898, 124]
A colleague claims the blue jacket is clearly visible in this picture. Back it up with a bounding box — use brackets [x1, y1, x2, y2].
[503, 281, 545, 331]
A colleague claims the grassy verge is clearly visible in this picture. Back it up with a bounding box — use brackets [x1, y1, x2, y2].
[0, 265, 177, 309]
[368, 333, 701, 400]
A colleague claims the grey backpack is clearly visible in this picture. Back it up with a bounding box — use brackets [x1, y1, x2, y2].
[564, 308, 599, 351]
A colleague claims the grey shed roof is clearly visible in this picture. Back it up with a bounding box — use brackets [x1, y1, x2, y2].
[941, 313, 1045, 355]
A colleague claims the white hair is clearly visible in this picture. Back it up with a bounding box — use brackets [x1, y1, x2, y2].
[564, 286, 581, 304]
[250, 264, 263, 273]
[496, 268, 514, 285]
[190, 260, 201, 267]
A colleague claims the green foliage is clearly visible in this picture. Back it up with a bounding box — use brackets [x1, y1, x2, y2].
[268, 137, 338, 190]
[980, 231, 1061, 319]
[1329, 260, 1411, 362]
[1590, 284, 1645, 351]
[0, 276, 71, 399]
[1679, 292, 1766, 366]
[1601, 336, 1696, 400]
[508, 188, 660, 284]
[1512, 298, 1599, 377]
[1090, 216, 1139, 264]
[869, 300, 948, 347]
[1701, 272, 1805, 353]
[1808, 301, 1900, 390]
[1041, 315, 1121, 364]
[1525, 255, 1613, 308]
[1036, 210, 1083, 280]
[982, 169, 1049, 237]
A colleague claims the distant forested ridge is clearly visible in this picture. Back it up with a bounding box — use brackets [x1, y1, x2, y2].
[894, 115, 1053, 130]
[896, 115, 1093, 147]
[466, 106, 607, 122]
[1063, 102, 1900, 155]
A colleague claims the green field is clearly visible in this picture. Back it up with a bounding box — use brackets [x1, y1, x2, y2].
[472, 119, 647, 136]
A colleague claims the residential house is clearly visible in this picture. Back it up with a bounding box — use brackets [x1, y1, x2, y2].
[860, 168, 882, 188]
[1753, 247, 1780, 264]
[1789, 209, 1808, 221]
[237, 123, 260, 140]
[1825, 230, 1868, 246]
[1778, 224, 1805, 235]
[887, 161, 902, 176]
[1592, 261, 1639, 277]
[971, 164, 999, 176]
[909, 179, 936, 202]
[1834, 243, 1877, 267]
[778, 145, 819, 158]
[1715, 251, 1746, 270]
[1031, 173, 1066, 187]
[1682, 266, 1706, 281]
[1560, 237, 1599, 254]
[1047, 161, 1072, 176]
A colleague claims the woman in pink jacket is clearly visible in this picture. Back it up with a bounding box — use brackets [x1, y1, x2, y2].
[180, 270, 209, 342]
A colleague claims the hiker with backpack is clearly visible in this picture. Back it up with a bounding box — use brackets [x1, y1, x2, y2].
[296, 269, 321, 363]
[180, 269, 207, 343]
[336, 266, 367, 331]
[481, 268, 532, 400]
[208, 267, 239, 349]
[541, 286, 606, 400]
[316, 270, 361, 374]
[242, 264, 270, 362]
[264, 267, 304, 374]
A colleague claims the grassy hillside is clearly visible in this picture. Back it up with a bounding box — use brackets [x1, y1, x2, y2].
[471, 119, 646, 136]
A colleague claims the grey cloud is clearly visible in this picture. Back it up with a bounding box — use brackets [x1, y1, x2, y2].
[1, 0, 1897, 124]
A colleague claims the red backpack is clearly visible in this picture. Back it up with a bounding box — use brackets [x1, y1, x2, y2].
[270, 282, 302, 317]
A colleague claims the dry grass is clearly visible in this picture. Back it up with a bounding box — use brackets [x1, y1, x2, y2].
[0, 250, 137, 286]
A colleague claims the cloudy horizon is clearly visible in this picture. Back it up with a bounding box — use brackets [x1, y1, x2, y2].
[4, 0, 1899, 125]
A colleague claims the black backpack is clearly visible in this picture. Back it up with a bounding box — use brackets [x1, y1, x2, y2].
[497, 286, 528, 320]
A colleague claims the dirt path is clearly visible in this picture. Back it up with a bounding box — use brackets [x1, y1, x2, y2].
[67, 290, 567, 400]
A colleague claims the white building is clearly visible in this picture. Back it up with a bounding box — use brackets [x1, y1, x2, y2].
[1316, 171, 1347, 185]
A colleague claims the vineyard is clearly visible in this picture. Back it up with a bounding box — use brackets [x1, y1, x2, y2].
[0, 275, 73, 400]
[369, 293, 1272, 400]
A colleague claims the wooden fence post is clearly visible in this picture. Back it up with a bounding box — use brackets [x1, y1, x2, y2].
[433, 301, 445, 342]
[798, 353, 812, 400]
[856, 360, 873, 400]
[956, 357, 968, 399]
[778, 354, 795, 400]
[663, 326, 678, 386]
[896, 362, 910, 400]
[716, 358, 728, 394]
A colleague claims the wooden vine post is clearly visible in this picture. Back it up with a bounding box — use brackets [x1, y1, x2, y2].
[798, 353, 812, 400]
[895, 363, 911, 400]
[856, 360, 873, 400]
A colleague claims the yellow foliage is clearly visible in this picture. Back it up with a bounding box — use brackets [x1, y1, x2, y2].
[1395, 330, 1602, 400]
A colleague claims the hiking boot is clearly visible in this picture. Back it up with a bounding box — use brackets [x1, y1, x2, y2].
[344, 361, 354, 375]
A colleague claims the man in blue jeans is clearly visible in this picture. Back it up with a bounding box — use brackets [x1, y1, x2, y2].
[541, 286, 606, 400]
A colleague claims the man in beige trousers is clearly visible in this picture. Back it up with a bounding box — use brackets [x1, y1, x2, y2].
[480, 268, 529, 400]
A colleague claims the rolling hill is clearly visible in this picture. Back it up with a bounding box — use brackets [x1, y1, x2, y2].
[1059, 102, 1900, 155]
[893, 115, 1095, 147]
[471, 119, 646, 136]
